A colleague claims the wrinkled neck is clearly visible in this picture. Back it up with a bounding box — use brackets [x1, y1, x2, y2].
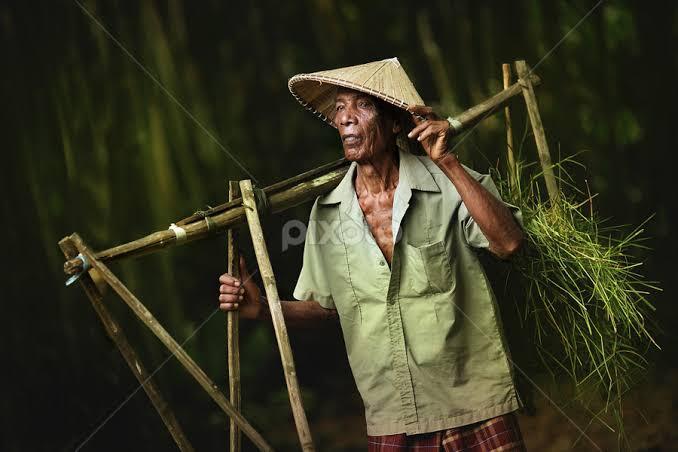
[355, 149, 399, 196]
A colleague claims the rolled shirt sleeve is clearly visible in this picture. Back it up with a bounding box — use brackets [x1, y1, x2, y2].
[293, 199, 336, 309]
[457, 167, 523, 249]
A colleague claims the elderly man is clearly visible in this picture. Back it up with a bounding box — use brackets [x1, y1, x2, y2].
[218, 58, 526, 451]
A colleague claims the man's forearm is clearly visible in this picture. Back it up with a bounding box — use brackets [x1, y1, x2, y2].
[436, 153, 523, 258]
[255, 299, 339, 328]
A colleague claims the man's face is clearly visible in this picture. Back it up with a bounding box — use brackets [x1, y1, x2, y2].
[333, 88, 399, 162]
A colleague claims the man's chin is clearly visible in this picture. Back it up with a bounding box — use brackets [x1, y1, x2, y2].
[343, 147, 368, 162]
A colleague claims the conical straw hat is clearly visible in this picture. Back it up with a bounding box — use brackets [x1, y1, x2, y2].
[288, 57, 424, 127]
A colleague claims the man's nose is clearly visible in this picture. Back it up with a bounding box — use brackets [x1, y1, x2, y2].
[337, 106, 357, 126]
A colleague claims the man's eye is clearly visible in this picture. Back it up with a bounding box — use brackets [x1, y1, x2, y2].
[335, 105, 344, 111]
[359, 101, 370, 108]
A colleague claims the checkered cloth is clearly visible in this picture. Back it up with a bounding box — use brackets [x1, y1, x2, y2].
[367, 413, 526, 451]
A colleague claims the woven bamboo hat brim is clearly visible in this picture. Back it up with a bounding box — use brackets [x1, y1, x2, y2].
[288, 57, 424, 127]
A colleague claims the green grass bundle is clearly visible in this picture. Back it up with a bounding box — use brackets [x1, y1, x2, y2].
[494, 158, 660, 439]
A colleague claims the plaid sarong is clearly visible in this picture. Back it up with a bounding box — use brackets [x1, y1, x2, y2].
[367, 413, 526, 452]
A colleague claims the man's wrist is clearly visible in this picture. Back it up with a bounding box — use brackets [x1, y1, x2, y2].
[433, 151, 460, 168]
[434, 151, 467, 186]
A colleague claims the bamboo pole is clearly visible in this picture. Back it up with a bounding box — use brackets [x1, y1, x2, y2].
[227, 181, 241, 452]
[502, 63, 517, 193]
[239, 180, 316, 452]
[62, 71, 543, 276]
[447, 73, 542, 135]
[63, 164, 349, 276]
[178, 157, 349, 227]
[58, 237, 195, 452]
[68, 233, 273, 452]
[514, 60, 559, 204]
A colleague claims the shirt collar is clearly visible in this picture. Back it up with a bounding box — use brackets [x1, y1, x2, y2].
[318, 149, 440, 206]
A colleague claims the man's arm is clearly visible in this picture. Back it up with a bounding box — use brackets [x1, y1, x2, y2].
[218, 256, 339, 327]
[435, 153, 523, 259]
[407, 105, 523, 259]
[254, 299, 339, 328]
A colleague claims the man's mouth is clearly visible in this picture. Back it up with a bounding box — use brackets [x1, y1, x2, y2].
[342, 134, 362, 146]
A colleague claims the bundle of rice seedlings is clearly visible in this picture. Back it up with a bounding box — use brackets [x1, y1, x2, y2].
[493, 157, 660, 443]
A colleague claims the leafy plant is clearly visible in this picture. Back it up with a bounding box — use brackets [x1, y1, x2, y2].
[494, 156, 660, 445]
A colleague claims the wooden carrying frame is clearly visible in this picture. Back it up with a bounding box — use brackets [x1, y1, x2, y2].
[59, 60, 555, 451]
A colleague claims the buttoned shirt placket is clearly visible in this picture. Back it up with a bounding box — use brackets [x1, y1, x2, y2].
[342, 169, 420, 432]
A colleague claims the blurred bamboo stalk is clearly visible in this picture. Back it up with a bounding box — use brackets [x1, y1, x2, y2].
[58, 237, 195, 452]
[416, 11, 456, 110]
[226, 181, 241, 452]
[502, 63, 517, 193]
[240, 179, 316, 452]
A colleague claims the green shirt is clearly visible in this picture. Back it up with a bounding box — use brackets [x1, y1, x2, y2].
[293, 149, 522, 435]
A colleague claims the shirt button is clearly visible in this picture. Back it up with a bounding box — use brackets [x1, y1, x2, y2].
[379, 260, 386, 266]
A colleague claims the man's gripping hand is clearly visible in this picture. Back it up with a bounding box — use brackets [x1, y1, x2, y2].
[407, 105, 453, 163]
[218, 256, 263, 320]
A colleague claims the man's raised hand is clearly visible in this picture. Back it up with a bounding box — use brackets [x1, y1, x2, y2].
[407, 105, 452, 162]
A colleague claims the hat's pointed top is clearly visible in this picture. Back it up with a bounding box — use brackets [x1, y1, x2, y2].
[288, 57, 424, 127]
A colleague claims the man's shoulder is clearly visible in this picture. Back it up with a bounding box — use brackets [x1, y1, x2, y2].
[416, 154, 489, 187]
[308, 194, 340, 221]
[411, 154, 454, 193]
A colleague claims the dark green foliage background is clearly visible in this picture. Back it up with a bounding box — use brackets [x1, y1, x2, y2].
[1, 1, 676, 450]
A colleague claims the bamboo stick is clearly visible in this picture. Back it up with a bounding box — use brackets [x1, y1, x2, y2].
[58, 237, 195, 452]
[61, 71, 543, 275]
[502, 63, 517, 193]
[227, 181, 241, 452]
[177, 157, 349, 227]
[514, 60, 559, 204]
[69, 233, 273, 452]
[98, 165, 345, 260]
[239, 180, 316, 452]
[63, 165, 349, 274]
[447, 73, 542, 135]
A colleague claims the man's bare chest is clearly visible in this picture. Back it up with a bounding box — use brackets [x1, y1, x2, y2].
[357, 194, 394, 264]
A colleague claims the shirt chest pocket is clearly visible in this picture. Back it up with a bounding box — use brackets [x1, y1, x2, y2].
[400, 240, 454, 297]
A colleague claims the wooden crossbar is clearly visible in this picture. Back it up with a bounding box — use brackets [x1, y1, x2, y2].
[59, 237, 195, 452]
[68, 233, 273, 451]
